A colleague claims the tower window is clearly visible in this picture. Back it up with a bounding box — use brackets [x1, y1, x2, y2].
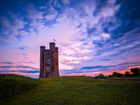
[46, 58, 50, 66]
[47, 67, 49, 70]
[47, 53, 49, 55]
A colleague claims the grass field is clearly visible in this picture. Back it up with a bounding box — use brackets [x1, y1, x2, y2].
[0, 74, 140, 105]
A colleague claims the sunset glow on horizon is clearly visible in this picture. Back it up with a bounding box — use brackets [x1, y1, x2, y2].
[0, 0, 140, 78]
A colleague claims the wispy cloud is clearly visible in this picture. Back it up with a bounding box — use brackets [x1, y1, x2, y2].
[0, 65, 38, 70]
[0, 62, 14, 64]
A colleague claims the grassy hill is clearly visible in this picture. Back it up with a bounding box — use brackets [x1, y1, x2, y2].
[0, 74, 140, 105]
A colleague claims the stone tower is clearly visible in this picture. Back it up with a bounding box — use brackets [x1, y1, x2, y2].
[39, 42, 59, 78]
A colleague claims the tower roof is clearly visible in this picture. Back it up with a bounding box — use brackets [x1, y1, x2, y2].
[40, 46, 45, 48]
[49, 42, 55, 45]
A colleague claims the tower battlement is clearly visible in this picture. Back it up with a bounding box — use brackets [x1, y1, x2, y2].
[39, 42, 59, 78]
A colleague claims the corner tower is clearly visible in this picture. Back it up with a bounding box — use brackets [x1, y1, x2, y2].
[39, 42, 59, 78]
[39, 46, 45, 78]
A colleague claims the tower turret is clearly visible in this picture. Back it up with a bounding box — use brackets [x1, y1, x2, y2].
[49, 42, 55, 76]
[55, 47, 59, 76]
[39, 46, 45, 78]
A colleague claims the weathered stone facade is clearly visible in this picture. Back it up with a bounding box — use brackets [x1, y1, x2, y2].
[39, 42, 59, 78]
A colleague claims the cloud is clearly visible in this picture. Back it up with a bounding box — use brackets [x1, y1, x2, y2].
[0, 62, 14, 64]
[93, 0, 120, 17]
[111, 0, 140, 39]
[0, 65, 38, 70]
[18, 70, 39, 73]
[19, 30, 28, 37]
[100, 59, 111, 61]
[87, 27, 97, 35]
[18, 57, 36, 64]
[53, 0, 61, 8]
[28, 11, 44, 20]
[45, 11, 58, 21]
[81, 61, 140, 71]
[22, 53, 28, 56]
[93, 27, 140, 58]
[81, 65, 104, 69]
[44, 6, 59, 23]
[38, 6, 47, 9]
[0, 11, 28, 43]
[0, 16, 11, 29]
[61, 0, 71, 5]
[19, 47, 27, 50]
[30, 19, 44, 29]
[26, 3, 44, 20]
[0, 70, 39, 73]
[4, 35, 18, 43]
[9, 12, 28, 30]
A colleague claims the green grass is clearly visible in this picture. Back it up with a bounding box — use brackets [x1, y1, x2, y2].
[0, 74, 140, 105]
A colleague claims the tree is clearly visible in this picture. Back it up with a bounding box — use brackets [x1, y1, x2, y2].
[108, 75, 113, 77]
[112, 72, 118, 77]
[112, 72, 124, 77]
[95, 73, 104, 79]
[125, 71, 130, 77]
[130, 68, 140, 76]
[99, 73, 104, 78]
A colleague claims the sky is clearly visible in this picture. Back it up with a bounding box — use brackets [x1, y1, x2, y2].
[0, 0, 140, 78]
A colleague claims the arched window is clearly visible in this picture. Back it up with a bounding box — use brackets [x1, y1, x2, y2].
[47, 58, 50, 64]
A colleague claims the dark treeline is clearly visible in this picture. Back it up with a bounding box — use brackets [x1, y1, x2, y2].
[95, 68, 140, 79]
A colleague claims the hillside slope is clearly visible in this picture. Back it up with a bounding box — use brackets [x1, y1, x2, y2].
[0, 74, 39, 99]
[0, 75, 140, 105]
